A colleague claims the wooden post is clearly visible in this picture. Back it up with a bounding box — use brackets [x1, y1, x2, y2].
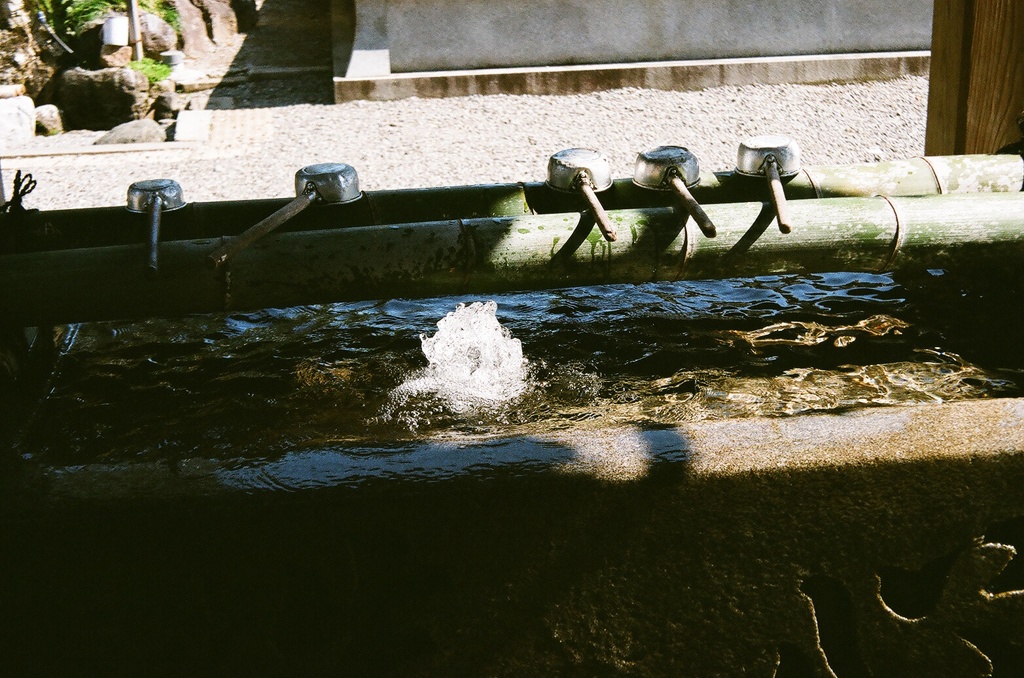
[926, 0, 1024, 154]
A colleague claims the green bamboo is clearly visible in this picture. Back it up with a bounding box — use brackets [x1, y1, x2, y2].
[5, 156, 1020, 254]
[1, 193, 1022, 325]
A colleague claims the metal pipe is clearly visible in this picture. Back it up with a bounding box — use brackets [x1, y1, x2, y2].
[2, 193, 1023, 326]
[667, 171, 716, 237]
[208, 188, 318, 268]
[127, 0, 144, 61]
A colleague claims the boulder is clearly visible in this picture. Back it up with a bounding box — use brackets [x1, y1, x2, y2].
[56, 67, 151, 130]
[0, 95, 35, 147]
[34, 103, 63, 135]
[0, 0, 57, 98]
[94, 118, 166, 144]
[0, 84, 27, 98]
[153, 91, 181, 120]
[99, 44, 133, 68]
[140, 12, 178, 58]
[74, 15, 111, 70]
[173, 0, 213, 56]
[192, 0, 237, 44]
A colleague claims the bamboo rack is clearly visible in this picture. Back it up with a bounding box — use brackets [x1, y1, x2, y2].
[2, 192, 1022, 325]
[4, 155, 1021, 254]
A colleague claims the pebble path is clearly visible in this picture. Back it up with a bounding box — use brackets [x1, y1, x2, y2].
[5, 75, 928, 211]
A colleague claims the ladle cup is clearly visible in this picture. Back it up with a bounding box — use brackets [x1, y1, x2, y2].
[126, 178, 186, 277]
[209, 163, 362, 268]
[633, 146, 716, 238]
[735, 135, 801, 234]
[546, 148, 617, 242]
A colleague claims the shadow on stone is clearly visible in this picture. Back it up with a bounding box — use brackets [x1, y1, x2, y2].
[879, 551, 960, 619]
[801, 575, 871, 677]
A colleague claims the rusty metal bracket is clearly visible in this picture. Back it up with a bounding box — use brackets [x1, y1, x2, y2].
[878, 195, 906, 272]
[551, 210, 598, 264]
[672, 206, 697, 281]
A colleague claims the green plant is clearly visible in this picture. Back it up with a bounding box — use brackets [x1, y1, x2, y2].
[63, 0, 116, 33]
[128, 56, 171, 83]
[30, 0, 180, 41]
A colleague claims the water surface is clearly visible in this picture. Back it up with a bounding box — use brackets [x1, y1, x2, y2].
[15, 270, 1022, 490]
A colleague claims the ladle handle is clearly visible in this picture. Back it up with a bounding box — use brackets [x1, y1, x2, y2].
[668, 173, 716, 238]
[577, 175, 617, 242]
[764, 156, 792, 234]
[146, 196, 162, 277]
[209, 188, 318, 268]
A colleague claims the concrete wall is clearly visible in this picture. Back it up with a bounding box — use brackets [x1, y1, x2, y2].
[365, 0, 933, 73]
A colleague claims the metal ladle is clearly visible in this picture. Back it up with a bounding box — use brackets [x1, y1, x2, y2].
[735, 135, 801, 234]
[126, 178, 186, 277]
[633, 145, 715, 238]
[545, 148, 617, 242]
[209, 163, 362, 268]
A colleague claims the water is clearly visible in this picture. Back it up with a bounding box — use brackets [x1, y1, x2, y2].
[4, 270, 1024, 675]
[11, 270, 1022, 489]
[387, 300, 530, 419]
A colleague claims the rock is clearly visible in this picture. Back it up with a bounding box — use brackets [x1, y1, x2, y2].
[154, 91, 181, 120]
[0, 84, 27, 99]
[75, 15, 112, 70]
[56, 67, 151, 130]
[79, 13, 177, 64]
[174, 0, 214, 56]
[0, 0, 57, 98]
[94, 118, 167, 144]
[140, 12, 178, 58]
[231, 0, 258, 31]
[99, 44, 133, 68]
[152, 78, 177, 95]
[0, 95, 34, 147]
[171, 109, 211, 141]
[34, 103, 63, 135]
[192, 0, 238, 44]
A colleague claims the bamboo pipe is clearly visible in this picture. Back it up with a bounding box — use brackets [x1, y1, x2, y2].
[7, 155, 1020, 256]
[2, 193, 1023, 326]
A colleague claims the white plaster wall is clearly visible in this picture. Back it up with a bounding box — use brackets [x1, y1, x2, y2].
[376, 0, 933, 72]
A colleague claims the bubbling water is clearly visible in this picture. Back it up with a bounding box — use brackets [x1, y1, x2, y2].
[391, 301, 530, 413]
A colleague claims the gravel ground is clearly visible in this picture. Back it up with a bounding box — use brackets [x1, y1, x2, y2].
[6, 75, 928, 211]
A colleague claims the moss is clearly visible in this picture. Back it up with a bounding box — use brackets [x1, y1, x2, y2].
[128, 56, 171, 83]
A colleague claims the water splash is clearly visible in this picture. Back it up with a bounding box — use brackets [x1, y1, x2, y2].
[390, 301, 530, 414]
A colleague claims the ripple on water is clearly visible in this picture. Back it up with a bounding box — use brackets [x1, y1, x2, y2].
[16, 273, 1022, 471]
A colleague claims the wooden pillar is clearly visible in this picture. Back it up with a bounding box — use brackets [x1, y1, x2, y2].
[925, 0, 1024, 154]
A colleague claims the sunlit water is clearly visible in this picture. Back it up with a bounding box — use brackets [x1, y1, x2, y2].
[13, 270, 1024, 489]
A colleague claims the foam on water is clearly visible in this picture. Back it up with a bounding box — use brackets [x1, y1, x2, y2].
[391, 301, 530, 413]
